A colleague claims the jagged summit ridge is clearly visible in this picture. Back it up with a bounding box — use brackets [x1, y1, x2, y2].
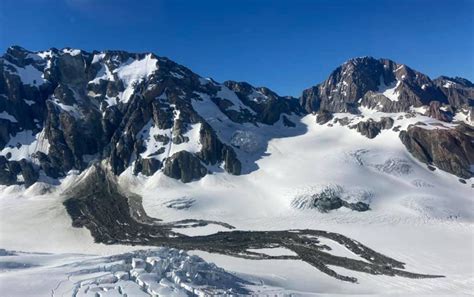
[0, 46, 302, 186]
[301, 56, 472, 114]
[0, 46, 473, 187]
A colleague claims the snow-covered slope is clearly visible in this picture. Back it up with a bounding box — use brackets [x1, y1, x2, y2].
[1, 46, 473, 296]
[1, 111, 472, 295]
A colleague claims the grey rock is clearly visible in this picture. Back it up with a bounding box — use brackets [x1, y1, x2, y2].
[134, 157, 162, 176]
[1, 46, 472, 187]
[197, 122, 241, 175]
[316, 110, 333, 124]
[350, 117, 394, 139]
[433, 76, 474, 109]
[301, 57, 451, 114]
[426, 101, 452, 122]
[163, 151, 207, 183]
[399, 123, 474, 178]
[311, 187, 370, 213]
[224, 80, 303, 125]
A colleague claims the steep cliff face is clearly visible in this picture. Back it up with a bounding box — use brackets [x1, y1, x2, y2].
[400, 123, 474, 179]
[0, 46, 300, 186]
[433, 76, 474, 109]
[300, 57, 471, 114]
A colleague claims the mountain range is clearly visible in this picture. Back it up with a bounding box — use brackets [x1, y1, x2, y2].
[1, 46, 474, 295]
[1, 46, 472, 188]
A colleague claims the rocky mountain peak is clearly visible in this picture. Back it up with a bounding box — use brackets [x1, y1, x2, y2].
[300, 56, 470, 115]
[435, 76, 474, 88]
[0, 46, 304, 186]
[0, 47, 473, 187]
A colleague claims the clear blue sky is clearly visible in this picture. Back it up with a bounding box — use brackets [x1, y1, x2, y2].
[1, 0, 473, 96]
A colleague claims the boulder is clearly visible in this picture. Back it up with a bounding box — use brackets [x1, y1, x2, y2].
[316, 110, 333, 124]
[163, 151, 207, 183]
[351, 117, 394, 139]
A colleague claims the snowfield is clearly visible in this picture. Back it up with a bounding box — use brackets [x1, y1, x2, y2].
[0, 113, 473, 296]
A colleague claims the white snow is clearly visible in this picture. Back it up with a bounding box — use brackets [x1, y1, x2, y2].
[37, 50, 53, 60]
[169, 123, 202, 155]
[23, 99, 36, 106]
[453, 109, 472, 125]
[137, 119, 202, 164]
[216, 85, 255, 114]
[91, 53, 106, 64]
[443, 81, 456, 88]
[90, 63, 115, 85]
[118, 113, 472, 295]
[138, 121, 168, 161]
[0, 129, 50, 161]
[0, 100, 473, 295]
[394, 65, 405, 72]
[246, 247, 297, 256]
[113, 54, 159, 105]
[89, 54, 159, 106]
[0, 248, 262, 296]
[249, 89, 269, 103]
[378, 76, 401, 102]
[230, 130, 262, 153]
[198, 77, 213, 85]
[170, 71, 184, 79]
[316, 237, 367, 261]
[62, 48, 81, 56]
[2, 60, 47, 87]
[53, 101, 82, 119]
[0, 111, 18, 123]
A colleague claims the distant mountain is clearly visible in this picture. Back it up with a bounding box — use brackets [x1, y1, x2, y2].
[0, 46, 473, 187]
[300, 56, 473, 113]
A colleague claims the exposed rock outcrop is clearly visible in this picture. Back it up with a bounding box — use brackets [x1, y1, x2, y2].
[0, 156, 38, 187]
[133, 156, 162, 176]
[163, 151, 207, 183]
[197, 122, 241, 175]
[224, 81, 303, 125]
[1, 46, 275, 186]
[301, 57, 472, 116]
[316, 109, 333, 124]
[426, 101, 452, 122]
[399, 124, 474, 178]
[1, 46, 473, 187]
[350, 117, 394, 139]
[301, 57, 447, 114]
[433, 76, 474, 109]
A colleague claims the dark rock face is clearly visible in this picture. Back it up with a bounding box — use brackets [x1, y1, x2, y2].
[433, 76, 474, 109]
[426, 101, 452, 122]
[301, 57, 469, 115]
[133, 156, 162, 176]
[224, 81, 303, 125]
[2, 46, 295, 187]
[399, 124, 474, 178]
[311, 187, 370, 213]
[163, 151, 207, 183]
[316, 110, 333, 124]
[351, 117, 394, 139]
[0, 156, 38, 187]
[197, 122, 241, 175]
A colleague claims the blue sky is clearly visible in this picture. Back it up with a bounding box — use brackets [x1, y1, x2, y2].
[1, 0, 473, 96]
